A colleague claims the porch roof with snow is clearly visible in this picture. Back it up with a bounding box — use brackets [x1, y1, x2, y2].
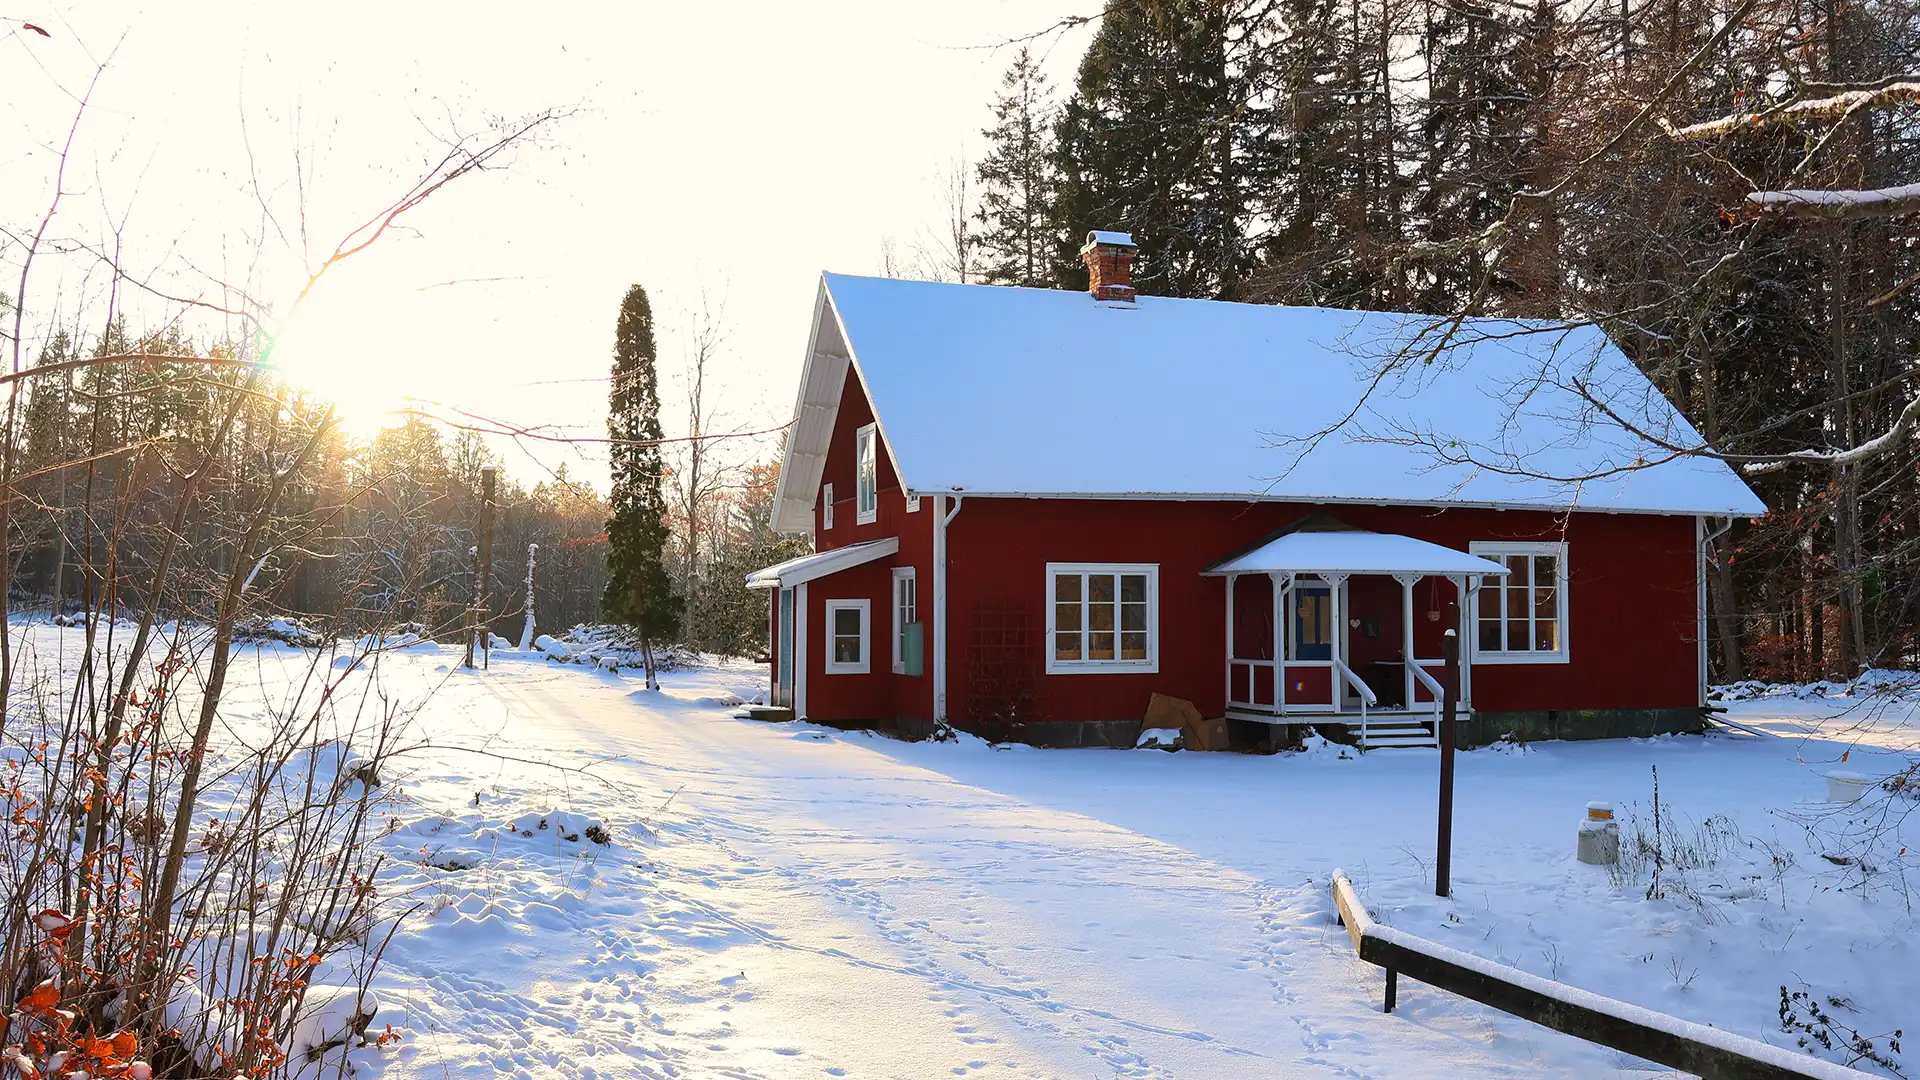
[770, 274, 1768, 533]
[745, 538, 898, 590]
[1203, 522, 1509, 578]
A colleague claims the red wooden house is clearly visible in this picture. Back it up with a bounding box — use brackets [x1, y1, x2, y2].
[748, 232, 1766, 749]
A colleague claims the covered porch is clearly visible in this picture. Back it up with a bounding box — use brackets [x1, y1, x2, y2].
[1203, 518, 1507, 749]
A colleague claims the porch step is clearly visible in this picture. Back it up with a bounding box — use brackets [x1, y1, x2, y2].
[1362, 733, 1440, 749]
[1358, 723, 1439, 749]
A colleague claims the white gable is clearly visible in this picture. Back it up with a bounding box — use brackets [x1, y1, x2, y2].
[772, 274, 1765, 531]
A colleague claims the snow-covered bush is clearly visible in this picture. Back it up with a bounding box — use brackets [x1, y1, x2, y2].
[545, 623, 699, 673]
[356, 623, 442, 652]
[1711, 669, 1920, 703]
[503, 809, 612, 846]
[233, 615, 328, 648]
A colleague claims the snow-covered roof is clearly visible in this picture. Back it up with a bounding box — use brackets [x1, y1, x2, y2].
[771, 274, 1766, 532]
[746, 538, 897, 590]
[1205, 520, 1508, 578]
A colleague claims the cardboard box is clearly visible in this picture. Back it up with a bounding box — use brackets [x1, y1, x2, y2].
[1141, 692, 1230, 751]
[1186, 716, 1231, 751]
[1143, 692, 1203, 733]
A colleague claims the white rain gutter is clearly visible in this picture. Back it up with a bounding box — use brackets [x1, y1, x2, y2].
[1697, 515, 1735, 706]
[933, 494, 964, 721]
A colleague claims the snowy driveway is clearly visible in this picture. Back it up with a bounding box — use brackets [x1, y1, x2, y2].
[362, 656, 1661, 1080]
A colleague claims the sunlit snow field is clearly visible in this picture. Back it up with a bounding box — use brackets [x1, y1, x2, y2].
[20, 621, 1913, 1079]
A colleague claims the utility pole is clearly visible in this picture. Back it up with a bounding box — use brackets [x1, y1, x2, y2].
[1437, 622, 1460, 898]
[477, 465, 497, 670]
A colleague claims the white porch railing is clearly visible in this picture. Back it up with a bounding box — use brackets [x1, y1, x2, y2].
[1227, 657, 1278, 711]
[1332, 657, 1377, 747]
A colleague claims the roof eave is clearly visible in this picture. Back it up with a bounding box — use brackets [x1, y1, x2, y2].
[902, 488, 1767, 519]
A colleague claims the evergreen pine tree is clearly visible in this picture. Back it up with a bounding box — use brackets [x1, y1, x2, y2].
[601, 284, 681, 687]
[20, 331, 75, 604]
[1049, 0, 1253, 299]
[974, 49, 1061, 289]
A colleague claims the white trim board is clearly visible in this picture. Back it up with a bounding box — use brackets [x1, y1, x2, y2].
[747, 537, 899, 590]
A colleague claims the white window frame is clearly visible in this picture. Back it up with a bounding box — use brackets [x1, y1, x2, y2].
[1469, 541, 1570, 665]
[855, 423, 879, 525]
[906, 495, 922, 513]
[824, 598, 871, 675]
[891, 567, 917, 674]
[1044, 562, 1159, 675]
[821, 482, 834, 531]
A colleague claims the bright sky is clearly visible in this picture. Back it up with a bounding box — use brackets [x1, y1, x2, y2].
[2, 2, 1092, 489]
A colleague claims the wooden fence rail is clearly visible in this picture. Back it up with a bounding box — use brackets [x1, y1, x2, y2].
[1330, 870, 1878, 1080]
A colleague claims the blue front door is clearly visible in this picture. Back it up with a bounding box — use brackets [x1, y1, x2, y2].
[1293, 585, 1331, 661]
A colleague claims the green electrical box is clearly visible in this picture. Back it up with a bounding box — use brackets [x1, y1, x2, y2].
[902, 621, 925, 677]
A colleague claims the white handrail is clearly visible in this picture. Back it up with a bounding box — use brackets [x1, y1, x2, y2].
[1409, 661, 1446, 724]
[1332, 657, 1377, 747]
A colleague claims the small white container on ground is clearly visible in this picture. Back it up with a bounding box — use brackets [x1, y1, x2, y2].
[1577, 801, 1619, 865]
[1826, 771, 1872, 803]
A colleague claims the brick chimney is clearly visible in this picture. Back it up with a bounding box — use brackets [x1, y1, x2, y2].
[1079, 230, 1137, 303]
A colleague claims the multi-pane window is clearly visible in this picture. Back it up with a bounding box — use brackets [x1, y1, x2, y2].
[892, 568, 917, 674]
[821, 482, 834, 530]
[855, 424, 878, 524]
[1046, 563, 1157, 673]
[824, 599, 870, 674]
[1469, 542, 1569, 662]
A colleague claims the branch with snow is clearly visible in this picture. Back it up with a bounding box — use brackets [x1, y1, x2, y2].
[1661, 80, 1920, 141]
[1743, 391, 1920, 475]
[1747, 182, 1920, 220]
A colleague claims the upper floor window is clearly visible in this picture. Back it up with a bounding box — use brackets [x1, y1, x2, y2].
[1046, 563, 1158, 675]
[1469, 542, 1569, 664]
[821, 482, 834, 531]
[855, 423, 879, 524]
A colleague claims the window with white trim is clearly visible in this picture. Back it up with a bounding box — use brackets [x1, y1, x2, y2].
[1469, 542, 1569, 663]
[824, 599, 870, 674]
[821, 482, 833, 531]
[891, 567, 917, 674]
[1046, 563, 1158, 674]
[855, 424, 878, 524]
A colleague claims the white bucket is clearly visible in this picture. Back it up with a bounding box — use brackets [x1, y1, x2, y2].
[1577, 819, 1620, 865]
[1827, 771, 1872, 803]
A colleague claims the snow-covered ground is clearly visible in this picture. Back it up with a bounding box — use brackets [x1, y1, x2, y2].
[35, 620, 1913, 1079]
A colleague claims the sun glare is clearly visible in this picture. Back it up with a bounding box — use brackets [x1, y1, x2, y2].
[267, 292, 427, 438]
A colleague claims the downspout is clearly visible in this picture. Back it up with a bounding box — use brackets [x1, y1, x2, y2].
[933, 493, 964, 722]
[1698, 515, 1735, 707]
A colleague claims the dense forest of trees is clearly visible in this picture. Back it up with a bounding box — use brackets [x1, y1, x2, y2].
[5, 318, 800, 658]
[964, 0, 1920, 680]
